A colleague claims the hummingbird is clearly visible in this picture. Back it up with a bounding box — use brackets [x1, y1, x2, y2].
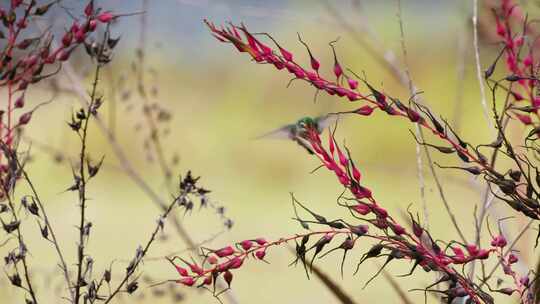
[256, 114, 339, 154]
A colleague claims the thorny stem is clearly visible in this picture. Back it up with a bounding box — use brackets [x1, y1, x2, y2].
[73, 39, 106, 304]
[0, 172, 38, 304]
[102, 195, 180, 304]
[58, 23, 240, 304]
[17, 158, 73, 300]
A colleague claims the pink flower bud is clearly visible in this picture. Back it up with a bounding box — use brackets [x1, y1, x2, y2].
[347, 78, 358, 89]
[75, 29, 86, 43]
[62, 31, 73, 47]
[215, 246, 235, 258]
[279, 47, 293, 62]
[207, 255, 218, 264]
[255, 238, 267, 245]
[508, 253, 518, 264]
[240, 240, 253, 251]
[352, 166, 361, 182]
[511, 91, 524, 101]
[515, 113, 532, 125]
[97, 12, 115, 23]
[187, 263, 204, 275]
[173, 265, 188, 277]
[392, 224, 406, 235]
[310, 57, 320, 71]
[255, 249, 266, 260]
[465, 244, 479, 256]
[14, 95, 24, 108]
[177, 277, 195, 286]
[84, 0, 94, 17]
[228, 257, 243, 269]
[224, 270, 233, 287]
[524, 54, 533, 67]
[452, 246, 464, 257]
[18, 112, 32, 125]
[355, 105, 374, 116]
[491, 235, 507, 248]
[497, 23, 506, 37]
[58, 48, 74, 62]
[476, 249, 490, 259]
[333, 62, 343, 79]
[352, 204, 370, 215]
[88, 19, 97, 32]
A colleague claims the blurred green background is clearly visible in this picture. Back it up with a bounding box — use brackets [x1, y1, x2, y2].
[1, 0, 538, 303]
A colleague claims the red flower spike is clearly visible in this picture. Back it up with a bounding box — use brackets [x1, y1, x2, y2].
[508, 253, 518, 264]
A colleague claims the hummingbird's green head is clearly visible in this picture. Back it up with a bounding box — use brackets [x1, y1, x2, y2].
[297, 116, 316, 129]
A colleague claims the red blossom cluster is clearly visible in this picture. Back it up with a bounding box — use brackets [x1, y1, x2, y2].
[492, 0, 540, 127]
[0, 0, 114, 199]
[170, 2, 540, 303]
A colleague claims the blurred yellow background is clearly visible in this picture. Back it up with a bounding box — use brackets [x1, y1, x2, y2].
[1, 0, 538, 303]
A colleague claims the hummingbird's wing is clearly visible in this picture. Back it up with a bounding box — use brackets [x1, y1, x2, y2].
[315, 114, 340, 133]
[254, 124, 296, 140]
